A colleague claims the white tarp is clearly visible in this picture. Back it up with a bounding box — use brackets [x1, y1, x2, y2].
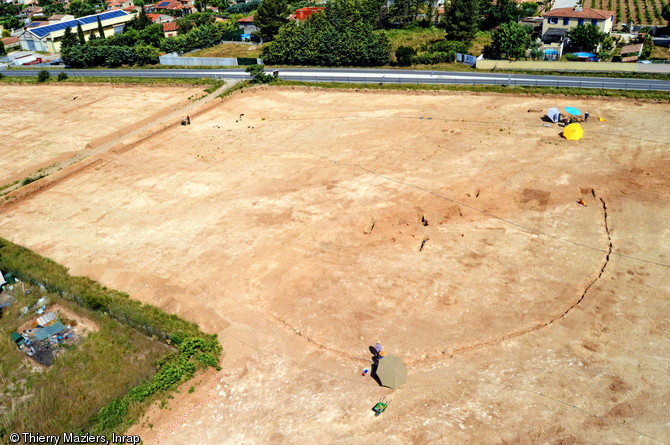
[548, 107, 561, 123]
[0, 271, 6, 287]
[36, 312, 57, 327]
[456, 53, 477, 66]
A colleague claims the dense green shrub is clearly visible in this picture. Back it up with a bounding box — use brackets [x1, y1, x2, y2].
[412, 51, 456, 64]
[37, 70, 50, 82]
[246, 64, 276, 83]
[641, 35, 654, 59]
[395, 45, 415, 66]
[429, 39, 468, 54]
[226, 0, 259, 14]
[57, 72, 69, 81]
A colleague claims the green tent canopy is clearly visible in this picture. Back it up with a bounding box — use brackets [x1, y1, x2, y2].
[375, 355, 407, 389]
[10, 332, 24, 346]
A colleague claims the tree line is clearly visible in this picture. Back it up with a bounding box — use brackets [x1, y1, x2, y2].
[259, 0, 543, 65]
[61, 11, 236, 67]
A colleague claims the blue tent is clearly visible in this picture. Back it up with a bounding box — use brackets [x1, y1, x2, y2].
[565, 107, 581, 116]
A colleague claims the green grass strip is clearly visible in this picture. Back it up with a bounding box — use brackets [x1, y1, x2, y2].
[273, 79, 670, 100]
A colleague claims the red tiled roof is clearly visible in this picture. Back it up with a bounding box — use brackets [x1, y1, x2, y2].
[163, 21, 178, 32]
[237, 15, 255, 23]
[544, 7, 614, 19]
[620, 43, 642, 55]
[146, 13, 161, 21]
[293, 6, 324, 21]
[154, 0, 182, 9]
[621, 55, 639, 62]
[1, 37, 19, 45]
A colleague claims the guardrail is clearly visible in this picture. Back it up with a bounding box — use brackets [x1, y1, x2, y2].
[2, 69, 670, 91]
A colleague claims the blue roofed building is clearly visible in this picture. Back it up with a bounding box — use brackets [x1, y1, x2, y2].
[19, 10, 133, 53]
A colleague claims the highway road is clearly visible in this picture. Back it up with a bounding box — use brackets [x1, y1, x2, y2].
[2, 67, 670, 91]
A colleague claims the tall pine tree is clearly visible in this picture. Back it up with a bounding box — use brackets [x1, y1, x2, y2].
[443, 0, 482, 41]
[255, 0, 289, 41]
[61, 26, 79, 49]
[97, 16, 105, 39]
[76, 22, 86, 44]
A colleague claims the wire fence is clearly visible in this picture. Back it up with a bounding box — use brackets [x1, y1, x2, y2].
[6, 271, 172, 343]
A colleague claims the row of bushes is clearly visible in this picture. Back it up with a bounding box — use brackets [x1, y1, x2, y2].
[0, 237, 222, 435]
[395, 40, 468, 66]
[62, 43, 160, 68]
[62, 20, 236, 67]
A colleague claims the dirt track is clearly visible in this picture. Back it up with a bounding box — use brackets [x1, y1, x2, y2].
[1, 87, 669, 444]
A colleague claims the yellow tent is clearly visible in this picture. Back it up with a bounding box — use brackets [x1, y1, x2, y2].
[563, 123, 584, 141]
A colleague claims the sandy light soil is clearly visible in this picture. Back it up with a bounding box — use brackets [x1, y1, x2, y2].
[0, 84, 202, 185]
[1, 87, 669, 444]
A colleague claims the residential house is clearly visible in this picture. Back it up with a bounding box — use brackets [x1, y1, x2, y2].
[48, 14, 75, 23]
[1, 36, 20, 50]
[237, 15, 257, 36]
[19, 10, 133, 52]
[22, 7, 44, 18]
[150, 0, 194, 16]
[106, 0, 135, 9]
[146, 13, 174, 23]
[163, 21, 178, 37]
[541, 7, 614, 43]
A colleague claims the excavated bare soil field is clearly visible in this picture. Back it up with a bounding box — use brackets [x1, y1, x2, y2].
[1, 88, 669, 444]
[0, 84, 202, 185]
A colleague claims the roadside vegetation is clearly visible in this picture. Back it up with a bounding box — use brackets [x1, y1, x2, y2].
[0, 74, 222, 88]
[0, 238, 223, 440]
[188, 43, 267, 58]
[272, 79, 670, 101]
